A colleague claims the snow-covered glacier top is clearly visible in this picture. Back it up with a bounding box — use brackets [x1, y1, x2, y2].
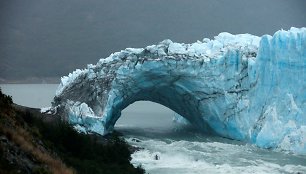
[56, 32, 260, 96]
[52, 27, 306, 155]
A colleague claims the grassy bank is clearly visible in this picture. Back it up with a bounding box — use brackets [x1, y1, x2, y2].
[0, 88, 145, 174]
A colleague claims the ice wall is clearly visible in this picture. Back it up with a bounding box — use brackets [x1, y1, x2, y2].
[248, 28, 306, 154]
[52, 28, 306, 154]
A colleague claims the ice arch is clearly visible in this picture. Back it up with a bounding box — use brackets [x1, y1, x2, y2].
[52, 28, 306, 154]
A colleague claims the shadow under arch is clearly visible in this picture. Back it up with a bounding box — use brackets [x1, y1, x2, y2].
[101, 71, 221, 135]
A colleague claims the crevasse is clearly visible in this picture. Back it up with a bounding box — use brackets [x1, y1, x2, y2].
[52, 28, 306, 154]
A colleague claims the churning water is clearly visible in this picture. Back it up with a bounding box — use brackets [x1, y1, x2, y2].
[1, 84, 306, 174]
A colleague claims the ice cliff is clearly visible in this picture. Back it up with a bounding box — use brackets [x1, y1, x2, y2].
[52, 28, 306, 154]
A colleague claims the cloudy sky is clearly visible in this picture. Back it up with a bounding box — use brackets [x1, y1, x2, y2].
[0, 0, 305, 82]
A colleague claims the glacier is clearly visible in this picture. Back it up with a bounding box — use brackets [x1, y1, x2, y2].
[52, 28, 306, 154]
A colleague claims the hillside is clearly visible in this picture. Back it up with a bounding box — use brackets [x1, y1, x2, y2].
[0, 88, 145, 174]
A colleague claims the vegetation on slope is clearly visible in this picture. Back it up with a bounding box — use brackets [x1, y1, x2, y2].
[0, 88, 145, 174]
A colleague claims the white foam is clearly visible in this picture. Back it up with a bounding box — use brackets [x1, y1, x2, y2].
[40, 107, 52, 114]
[128, 138, 306, 174]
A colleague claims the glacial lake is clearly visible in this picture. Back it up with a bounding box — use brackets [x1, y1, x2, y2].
[1, 84, 306, 174]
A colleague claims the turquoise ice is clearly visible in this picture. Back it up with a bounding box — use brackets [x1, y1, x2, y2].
[52, 28, 306, 154]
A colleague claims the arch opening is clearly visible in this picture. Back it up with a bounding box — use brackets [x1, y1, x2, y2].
[115, 101, 176, 133]
[103, 83, 217, 135]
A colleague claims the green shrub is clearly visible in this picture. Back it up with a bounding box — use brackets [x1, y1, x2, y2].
[21, 111, 145, 174]
[0, 87, 13, 111]
[33, 167, 51, 174]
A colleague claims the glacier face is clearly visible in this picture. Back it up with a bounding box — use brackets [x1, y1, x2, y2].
[52, 28, 306, 154]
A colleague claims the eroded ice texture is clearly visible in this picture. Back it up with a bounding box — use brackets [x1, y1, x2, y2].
[52, 28, 306, 154]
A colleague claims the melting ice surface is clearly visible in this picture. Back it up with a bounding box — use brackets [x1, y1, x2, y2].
[53, 28, 306, 155]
